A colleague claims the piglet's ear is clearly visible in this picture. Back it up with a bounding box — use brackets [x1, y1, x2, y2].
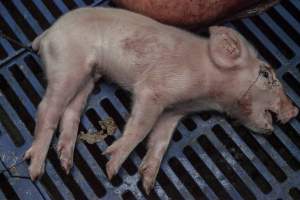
[208, 26, 242, 69]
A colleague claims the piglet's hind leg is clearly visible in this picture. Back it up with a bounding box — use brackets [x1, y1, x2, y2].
[57, 79, 95, 174]
[24, 62, 91, 181]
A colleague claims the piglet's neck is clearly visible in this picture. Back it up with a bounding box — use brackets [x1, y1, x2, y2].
[206, 68, 246, 113]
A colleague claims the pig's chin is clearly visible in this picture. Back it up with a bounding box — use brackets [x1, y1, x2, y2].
[264, 110, 273, 125]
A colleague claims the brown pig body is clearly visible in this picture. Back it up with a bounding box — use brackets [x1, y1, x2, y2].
[113, 0, 260, 26]
[25, 7, 298, 194]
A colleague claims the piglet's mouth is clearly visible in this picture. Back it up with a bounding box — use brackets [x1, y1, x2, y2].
[265, 107, 298, 125]
[264, 109, 279, 126]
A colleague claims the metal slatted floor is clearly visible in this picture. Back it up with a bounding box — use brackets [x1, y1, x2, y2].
[0, 0, 300, 199]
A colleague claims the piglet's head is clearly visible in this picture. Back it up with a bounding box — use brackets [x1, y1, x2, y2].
[208, 26, 298, 134]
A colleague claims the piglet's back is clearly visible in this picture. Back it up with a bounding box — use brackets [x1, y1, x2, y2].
[38, 7, 208, 91]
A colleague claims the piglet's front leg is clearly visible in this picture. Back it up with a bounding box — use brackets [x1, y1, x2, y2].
[139, 112, 182, 194]
[103, 88, 164, 179]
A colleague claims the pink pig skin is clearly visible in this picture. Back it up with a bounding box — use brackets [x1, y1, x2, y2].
[24, 7, 298, 194]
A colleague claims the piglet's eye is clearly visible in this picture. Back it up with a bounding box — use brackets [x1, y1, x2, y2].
[261, 70, 269, 79]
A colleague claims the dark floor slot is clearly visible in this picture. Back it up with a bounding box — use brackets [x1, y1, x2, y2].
[63, 0, 78, 10]
[169, 157, 208, 200]
[251, 15, 294, 59]
[24, 55, 46, 88]
[0, 105, 24, 146]
[115, 89, 132, 112]
[231, 124, 287, 182]
[277, 123, 300, 150]
[199, 112, 212, 121]
[0, 14, 22, 50]
[40, 173, 64, 200]
[182, 117, 197, 131]
[23, 0, 50, 30]
[83, 0, 94, 5]
[137, 180, 160, 200]
[267, 8, 300, 47]
[282, 72, 300, 96]
[289, 187, 300, 200]
[0, 45, 8, 61]
[156, 170, 184, 199]
[104, 135, 115, 146]
[101, 98, 125, 130]
[212, 125, 272, 194]
[198, 135, 257, 200]
[91, 78, 103, 94]
[1, 1, 37, 41]
[47, 149, 88, 200]
[10, 64, 41, 106]
[0, 75, 35, 133]
[134, 140, 147, 158]
[183, 146, 233, 200]
[73, 149, 107, 198]
[85, 109, 103, 130]
[41, 0, 62, 18]
[107, 0, 117, 7]
[281, 1, 300, 23]
[121, 153, 138, 175]
[172, 129, 182, 142]
[122, 190, 137, 200]
[265, 133, 300, 171]
[0, 174, 20, 200]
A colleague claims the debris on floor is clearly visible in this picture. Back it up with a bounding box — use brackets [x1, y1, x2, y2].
[78, 117, 117, 144]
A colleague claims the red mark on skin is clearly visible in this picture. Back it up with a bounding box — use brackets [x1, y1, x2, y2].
[121, 32, 158, 58]
[237, 93, 252, 117]
[207, 79, 227, 100]
[208, 89, 224, 100]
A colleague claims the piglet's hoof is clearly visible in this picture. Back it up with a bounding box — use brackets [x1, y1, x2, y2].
[103, 137, 134, 180]
[56, 142, 74, 175]
[24, 146, 46, 181]
[139, 156, 161, 194]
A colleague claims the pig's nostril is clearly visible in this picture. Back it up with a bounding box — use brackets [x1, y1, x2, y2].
[293, 107, 299, 117]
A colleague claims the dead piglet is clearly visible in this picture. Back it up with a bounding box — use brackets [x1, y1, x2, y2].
[24, 7, 298, 194]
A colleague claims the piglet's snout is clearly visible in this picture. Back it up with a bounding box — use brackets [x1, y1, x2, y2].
[293, 107, 299, 118]
[278, 96, 299, 123]
[279, 106, 298, 124]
